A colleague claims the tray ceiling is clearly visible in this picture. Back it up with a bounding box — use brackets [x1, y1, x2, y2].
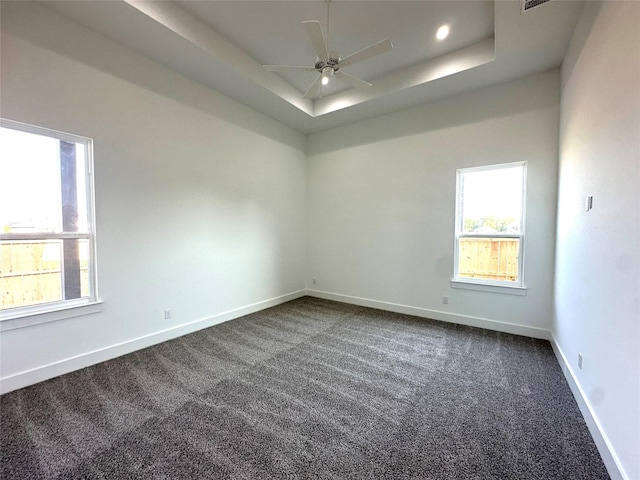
[43, 0, 584, 134]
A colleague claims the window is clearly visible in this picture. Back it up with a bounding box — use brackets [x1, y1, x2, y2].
[453, 162, 526, 290]
[0, 119, 97, 317]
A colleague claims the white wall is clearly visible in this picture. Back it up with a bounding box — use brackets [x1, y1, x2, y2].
[307, 70, 560, 337]
[555, 2, 640, 479]
[0, 2, 307, 391]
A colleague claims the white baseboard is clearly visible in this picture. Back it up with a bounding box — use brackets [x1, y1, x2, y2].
[306, 289, 550, 340]
[0, 290, 306, 395]
[549, 333, 627, 480]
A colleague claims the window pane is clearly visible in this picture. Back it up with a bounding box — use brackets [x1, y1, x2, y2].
[0, 127, 89, 234]
[0, 239, 91, 310]
[0, 128, 62, 233]
[460, 166, 524, 234]
[0, 240, 63, 309]
[458, 237, 520, 282]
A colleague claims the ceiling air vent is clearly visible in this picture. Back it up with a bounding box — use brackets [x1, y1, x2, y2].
[521, 0, 552, 13]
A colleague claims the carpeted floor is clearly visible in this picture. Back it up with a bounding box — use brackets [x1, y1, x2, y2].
[1, 297, 609, 479]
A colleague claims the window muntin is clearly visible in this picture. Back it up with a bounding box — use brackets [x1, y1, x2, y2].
[454, 162, 526, 287]
[0, 119, 97, 316]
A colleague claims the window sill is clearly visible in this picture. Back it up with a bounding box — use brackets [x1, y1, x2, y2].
[450, 280, 527, 296]
[0, 300, 104, 332]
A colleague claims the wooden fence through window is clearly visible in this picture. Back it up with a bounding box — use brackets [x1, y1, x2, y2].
[0, 241, 88, 309]
[458, 237, 520, 282]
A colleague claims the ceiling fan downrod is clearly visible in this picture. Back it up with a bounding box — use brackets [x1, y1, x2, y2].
[326, 0, 331, 53]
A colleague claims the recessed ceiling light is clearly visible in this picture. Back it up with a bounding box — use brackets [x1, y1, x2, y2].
[436, 25, 450, 41]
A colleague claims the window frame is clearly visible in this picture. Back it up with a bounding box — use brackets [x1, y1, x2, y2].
[0, 118, 99, 321]
[452, 161, 527, 291]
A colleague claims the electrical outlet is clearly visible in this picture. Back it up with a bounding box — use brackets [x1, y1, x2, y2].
[164, 309, 172, 320]
[313, 278, 317, 285]
[442, 296, 449, 305]
[578, 352, 583, 370]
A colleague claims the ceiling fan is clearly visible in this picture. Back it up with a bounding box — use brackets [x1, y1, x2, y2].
[263, 0, 393, 99]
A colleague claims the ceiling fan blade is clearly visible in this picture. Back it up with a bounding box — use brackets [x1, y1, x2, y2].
[335, 71, 372, 90]
[303, 20, 329, 61]
[339, 39, 393, 68]
[263, 65, 317, 72]
[303, 76, 323, 99]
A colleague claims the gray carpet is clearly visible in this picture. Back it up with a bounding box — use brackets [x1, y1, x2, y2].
[1, 297, 609, 479]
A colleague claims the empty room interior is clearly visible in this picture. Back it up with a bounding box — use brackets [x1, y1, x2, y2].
[0, 0, 638, 479]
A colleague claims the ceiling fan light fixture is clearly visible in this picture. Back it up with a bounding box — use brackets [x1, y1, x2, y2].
[321, 67, 333, 85]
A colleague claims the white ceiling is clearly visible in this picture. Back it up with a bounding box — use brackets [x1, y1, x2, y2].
[43, 0, 585, 134]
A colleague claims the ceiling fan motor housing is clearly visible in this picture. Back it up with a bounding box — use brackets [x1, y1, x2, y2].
[315, 52, 340, 73]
